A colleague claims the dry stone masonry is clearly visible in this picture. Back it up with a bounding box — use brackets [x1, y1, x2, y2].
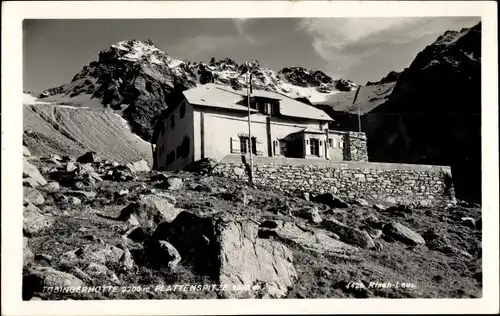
[344, 132, 369, 162]
[212, 159, 456, 206]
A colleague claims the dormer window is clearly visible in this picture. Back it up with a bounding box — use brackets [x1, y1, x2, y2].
[247, 97, 280, 116]
[257, 102, 266, 114]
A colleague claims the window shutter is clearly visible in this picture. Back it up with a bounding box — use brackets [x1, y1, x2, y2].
[305, 139, 311, 156]
[319, 140, 324, 157]
[231, 137, 241, 154]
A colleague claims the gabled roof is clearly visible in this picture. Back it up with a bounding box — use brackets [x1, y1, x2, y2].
[182, 83, 333, 121]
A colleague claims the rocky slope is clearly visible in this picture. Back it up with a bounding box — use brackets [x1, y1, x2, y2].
[23, 103, 152, 165]
[365, 22, 482, 202]
[22, 147, 482, 300]
[38, 40, 357, 141]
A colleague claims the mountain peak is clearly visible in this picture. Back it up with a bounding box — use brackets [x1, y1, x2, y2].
[38, 41, 361, 141]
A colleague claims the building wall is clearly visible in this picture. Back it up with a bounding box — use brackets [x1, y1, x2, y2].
[326, 131, 345, 161]
[155, 99, 195, 171]
[212, 156, 456, 206]
[197, 107, 330, 161]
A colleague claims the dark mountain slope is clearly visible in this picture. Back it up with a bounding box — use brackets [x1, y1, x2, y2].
[366, 22, 482, 202]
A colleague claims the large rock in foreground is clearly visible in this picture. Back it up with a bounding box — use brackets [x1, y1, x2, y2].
[23, 158, 47, 187]
[258, 220, 359, 257]
[383, 222, 426, 246]
[323, 218, 376, 249]
[24, 204, 54, 236]
[23, 187, 45, 206]
[152, 212, 297, 298]
[23, 266, 84, 299]
[119, 194, 182, 229]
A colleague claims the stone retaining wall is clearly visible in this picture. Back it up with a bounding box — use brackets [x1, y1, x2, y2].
[212, 157, 456, 206]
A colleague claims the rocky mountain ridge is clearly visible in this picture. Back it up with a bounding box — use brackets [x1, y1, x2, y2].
[364, 22, 482, 202]
[38, 39, 357, 141]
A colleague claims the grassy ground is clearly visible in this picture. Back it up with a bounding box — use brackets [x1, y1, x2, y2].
[24, 160, 482, 300]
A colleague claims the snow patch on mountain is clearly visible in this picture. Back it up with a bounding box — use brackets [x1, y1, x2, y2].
[36, 39, 359, 141]
[23, 93, 51, 105]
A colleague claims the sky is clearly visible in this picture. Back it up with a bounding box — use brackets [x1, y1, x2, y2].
[23, 17, 480, 92]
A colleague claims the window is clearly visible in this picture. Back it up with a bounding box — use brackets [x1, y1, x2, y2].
[239, 136, 256, 154]
[180, 102, 186, 119]
[309, 138, 320, 156]
[257, 102, 267, 114]
[279, 140, 287, 156]
[328, 138, 334, 147]
[270, 103, 279, 116]
[171, 114, 175, 128]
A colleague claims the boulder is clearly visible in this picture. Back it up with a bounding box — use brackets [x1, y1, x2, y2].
[89, 172, 103, 182]
[353, 198, 370, 207]
[373, 204, 387, 211]
[23, 146, 31, 157]
[422, 229, 472, 258]
[188, 183, 213, 193]
[60, 244, 124, 266]
[76, 151, 99, 163]
[70, 197, 81, 205]
[23, 187, 45, 205]
[419, 199, 432, 208]
[150, 172, 169, 182]
[118, 189, 129, 196]
[35, 254, 53, 265]
[66, 162, 77, 172]
[118, 195, 181, 229]
[294, 206, 322, 224]
[23, 203, 54, 236]
[232, 188, 249, 205]
[84, 262, 121, 285]
[384, 197, 398, 205]
[323, 218, 376, 249]
[23, 158, 47, 187]
[302, 192, 310, 201]
[151, 212, 298, 298]
[73, 181, 86, 190]
[23, 267, 84, 295]
[383, 222, 425, 246]
[23, 237, 34, 267]
[166, 177, 183, 190]
[23, 178, 39, 188]
[312, 193, 349, 208]
[233, 167, 245, 177]
[364, 227, 383, 239]
[461, 217, 476, 228]
[44, 181, 61, 192]
[126, 160, 151, 173]
[66, 190, 97, 200]
[258, 220, 358, 257]
[145, 240, 182, 270]
[120, 248, 136, 271]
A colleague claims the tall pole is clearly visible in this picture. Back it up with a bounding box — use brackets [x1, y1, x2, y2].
[246, 62, 254, 183]
[352, 86, 362, 133]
